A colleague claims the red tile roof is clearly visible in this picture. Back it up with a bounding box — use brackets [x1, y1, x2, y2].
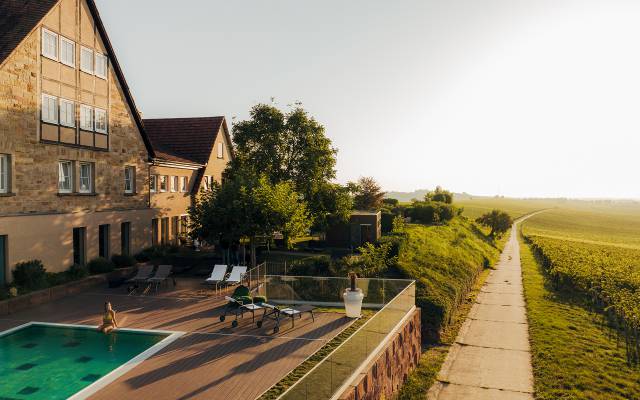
[143, 117, 227, 165]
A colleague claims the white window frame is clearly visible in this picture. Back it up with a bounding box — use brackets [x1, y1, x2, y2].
[80, 46, 94, 74]
[42, 28, 58, 61]
[59, 98, 75, 128]
[159, 175, 167, 193]
[203, 175, 210, 191]
[180, 176, 187, 192]
[124, 167, 135, 194]
[80, 104, 94, 131]
[59, 36, 75, 67]
[171, 176, 178, 192]
[79, 162, 93, 194]
[217, 142, 224, 159]
[95, 53, 108, 79]
[94, 108, 107, 134]
[0, 154, 9, 194]
[41, 94, 58, 124]
[58, 161, 73, 194]
[150, 175, 157, 193]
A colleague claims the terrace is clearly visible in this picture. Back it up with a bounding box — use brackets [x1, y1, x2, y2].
[0, 267, 416, 400]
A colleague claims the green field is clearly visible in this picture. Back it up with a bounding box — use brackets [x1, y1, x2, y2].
[516, 200, 640, 399]
[455, 196, 559, 220]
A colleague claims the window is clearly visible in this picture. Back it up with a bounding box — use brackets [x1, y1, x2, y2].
[79, 162, 93, 193]
[171, 216, 179, 243]
[150, 175, 157, 193]
[180, 176, 187, 192]
[80, 105, 93, 131]
[42, 94, 58, 124]
[171, 176, 178, 192]
[0, 154, 9, 194]
[60, 36, 75, 67]
[95, 108, 107, 134]
[121, 222, 131, 256]
[95, 53, 108, 79]
[152, 219, 159, 246]
[180, 216, 188, 234]
[80, 47, 93, 74]
[159, 175, 167, 192]
[124, 166, 135, 194]
[217, 142, 224, 159]
[58, 161, 73, 193]
[42, 28, 58, 60]
[59, 99, 75, 128]
[99, 224, 110, 259]
[161, 218, 169, 245]
[203, 175, 210, 191]
[73, 227, 86, 265]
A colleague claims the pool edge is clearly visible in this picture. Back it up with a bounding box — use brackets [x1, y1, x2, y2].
[1, 321, 185, 400]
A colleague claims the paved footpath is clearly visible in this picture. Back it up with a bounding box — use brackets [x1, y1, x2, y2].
[428, 223, 534, 400]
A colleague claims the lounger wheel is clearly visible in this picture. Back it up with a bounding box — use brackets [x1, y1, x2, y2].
[232, 320, 238, 328]
[256, 321, 263, 328]
[220, 315, 226, 322]
[273, 326, 279, 333]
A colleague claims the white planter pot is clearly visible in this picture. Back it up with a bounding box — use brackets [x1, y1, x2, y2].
[343, 288, 364, 318]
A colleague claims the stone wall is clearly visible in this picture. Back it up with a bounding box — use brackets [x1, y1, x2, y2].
[0, 0, 150, 217]
[339, 308, 421, 400]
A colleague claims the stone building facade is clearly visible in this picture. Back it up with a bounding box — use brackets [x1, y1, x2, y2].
[0, 0, 231, 281]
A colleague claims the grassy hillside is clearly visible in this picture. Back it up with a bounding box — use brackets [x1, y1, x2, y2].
[395, 217, 503, 397]
[396, 219, 502, 339]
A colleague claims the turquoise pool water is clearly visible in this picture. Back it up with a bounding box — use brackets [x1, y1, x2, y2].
[0, 324, 169, 400]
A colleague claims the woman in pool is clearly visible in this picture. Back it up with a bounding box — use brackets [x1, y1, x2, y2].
[98, 301, 118, 334]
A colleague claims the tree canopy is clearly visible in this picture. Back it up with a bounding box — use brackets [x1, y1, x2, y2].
[226, 103, 350, 229]
[475, 209, 513, 237]
[351, 177, 385, 211]
[425, 186, 453, 204]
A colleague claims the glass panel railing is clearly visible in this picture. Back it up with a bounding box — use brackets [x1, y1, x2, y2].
[265, 275, 413, 308]
[279, 281, 416, 400]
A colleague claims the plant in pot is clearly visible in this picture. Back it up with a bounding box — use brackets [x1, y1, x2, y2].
[343, 271, 364, 318]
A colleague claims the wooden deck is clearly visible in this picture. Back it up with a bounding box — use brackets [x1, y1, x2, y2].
[0, 278, 352, 400]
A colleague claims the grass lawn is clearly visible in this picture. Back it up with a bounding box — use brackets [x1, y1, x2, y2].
[519, 232, 640, 400]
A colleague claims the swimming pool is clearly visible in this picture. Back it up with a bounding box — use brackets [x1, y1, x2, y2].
[0, 322, 183, 400]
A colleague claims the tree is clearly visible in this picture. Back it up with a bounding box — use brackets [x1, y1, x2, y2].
[476, 209, 513, 237]
[351, 177, 385, 211]
[189, 175, 311, 266]
[226, 104, 345, 228]
[425, 186, 453, 204]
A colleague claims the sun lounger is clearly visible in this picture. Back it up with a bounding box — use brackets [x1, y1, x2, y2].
[224, 266, 247, 286]
[220, 296, 265, 327]
[126, 265, 154, 295]
[204, 265, 228, 292]
[257, 303, 316, 333]
[146, 265, 174, 293]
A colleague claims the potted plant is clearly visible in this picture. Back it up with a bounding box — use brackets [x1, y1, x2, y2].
[343, 271, 364, 318]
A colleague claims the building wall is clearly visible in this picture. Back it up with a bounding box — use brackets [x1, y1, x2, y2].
[150, 165, 198, 244]
[0, 209, 155, 276]
[0, 0, 152, 278]
[200, 124, 232, 186]
[338, 308, 421, 400]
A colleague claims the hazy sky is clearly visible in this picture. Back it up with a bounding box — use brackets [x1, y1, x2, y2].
[96, 0, 640, 198]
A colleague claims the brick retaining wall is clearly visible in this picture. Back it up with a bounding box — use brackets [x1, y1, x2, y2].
[339, 308, 421, 400]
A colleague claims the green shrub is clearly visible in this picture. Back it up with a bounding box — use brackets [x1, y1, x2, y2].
[86, 257, 115, 274]
[134, 251, 150, 263]
[68, 263, 89, 279]
[381, 212, 395, 233]
[111, 254, 136, 268]
[13, 260, 48, 291]
[406, 201, 457, 225]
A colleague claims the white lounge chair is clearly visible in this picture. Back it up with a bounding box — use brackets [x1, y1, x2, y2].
[205, 265, 228, 292]
[225, 266, 247, 286]
[146, 265, 173, 294]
